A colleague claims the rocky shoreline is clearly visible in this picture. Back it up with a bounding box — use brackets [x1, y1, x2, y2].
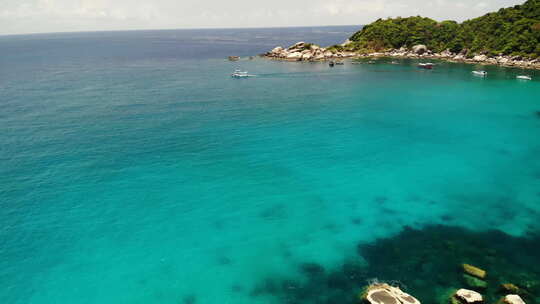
[359, 264, 528, 304]
[264, 42, 540, 70]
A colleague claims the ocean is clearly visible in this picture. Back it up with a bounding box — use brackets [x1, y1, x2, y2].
[1, 26, 540, 304]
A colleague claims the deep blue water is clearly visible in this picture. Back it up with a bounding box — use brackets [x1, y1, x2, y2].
[1, 26, 540, 304]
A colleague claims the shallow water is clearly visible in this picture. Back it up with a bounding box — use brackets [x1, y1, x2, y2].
[1, 27, 540, 304]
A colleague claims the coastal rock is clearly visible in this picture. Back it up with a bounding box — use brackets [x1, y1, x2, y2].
[473, 55, 488, 62]
[454, 54, 465, 60]
[323, 50, 334, 58]
[341, 39, 352, 47]
[412, 44, 428, 55]
[362, 283, 421, 304]
[228, 56, 240, 61]
[440, 49, 454, 58]
[454, 289, 483, 304]
[500, 295, 526, 304]
[288, 41, 306, 50]
[463, 264, 487, 279]
[301, 53, 313, 60]
[286, 52, 303, 60]
[270, 46, 284, 54]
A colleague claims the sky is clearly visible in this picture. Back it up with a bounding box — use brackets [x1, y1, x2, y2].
[0, 0, 526, 35]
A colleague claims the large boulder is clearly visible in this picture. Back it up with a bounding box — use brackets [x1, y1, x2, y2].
[361, 283, 421, 304]
[270, 46, 284, 54]
[454, 289, 483, 304]
[473, 55, 488, 62]
[301, 53, 313, 61]
[288, 41, 306, 50]
[499, 295, 526, 304]
[323, 50, 334, 58]
[286, 52, 302, 60]
[412, 45, 428, 55]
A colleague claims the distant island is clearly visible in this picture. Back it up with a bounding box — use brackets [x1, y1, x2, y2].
[265, 0, 540, 69]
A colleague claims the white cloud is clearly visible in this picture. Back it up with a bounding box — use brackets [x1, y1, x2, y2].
[0, 0, 526, 35]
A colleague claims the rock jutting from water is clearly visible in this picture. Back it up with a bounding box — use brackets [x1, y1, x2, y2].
[264, 42, 540, 70]
[453, 289, 484, 304]
[498, 294, 526, 304]
[265, 41, 356, 61]
[362, 283, 421, 304]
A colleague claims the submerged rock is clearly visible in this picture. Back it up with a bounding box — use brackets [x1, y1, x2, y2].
[500, 283, 520, 294]
[463, 264, 487, 279]
[454, 289, 483, 304]
[463, 274, 487, 290]
[499, 294, 526, 304]
[362, 283, 421, 304]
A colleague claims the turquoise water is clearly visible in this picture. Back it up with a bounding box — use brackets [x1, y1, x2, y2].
[1, 29, 540, 304]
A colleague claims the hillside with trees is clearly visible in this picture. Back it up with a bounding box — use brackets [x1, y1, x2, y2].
[345, 0, 540, 58]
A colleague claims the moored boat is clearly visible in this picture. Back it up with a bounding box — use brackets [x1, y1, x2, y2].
[472, 71, 487, 77]
[517, 75, 532, 80]
[329, 61, 335, 67]
[231, 69, 253, 78]
[418, 63, 434, 69]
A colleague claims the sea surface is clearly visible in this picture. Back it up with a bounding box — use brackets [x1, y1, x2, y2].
[1, 26, 540, 304]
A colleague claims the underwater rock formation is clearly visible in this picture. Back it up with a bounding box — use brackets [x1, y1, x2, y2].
[252, 225, 540, 304]
[362, 283, 421, 304]
[463, 264, 487, 279]
[463, 274, 487, 290]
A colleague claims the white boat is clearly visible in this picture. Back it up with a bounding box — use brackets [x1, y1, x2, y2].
[472, 71, 487, 77]
[418, 63, 434, 69]
[231, 69, 253, 78]
[517, 75, 532, 80]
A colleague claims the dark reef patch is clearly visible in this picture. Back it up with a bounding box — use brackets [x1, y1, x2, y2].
[181, 294, 196, 304]
[351, 217, 363, 225]
[260, 204, 288, 220]
[217, 256, 232, 266]
[252, 225, 540, 304]
[374, 196, 389, 204]
[536, 111, 540, 118]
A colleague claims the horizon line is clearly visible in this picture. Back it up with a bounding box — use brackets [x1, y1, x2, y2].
[0, 24, 363, 38]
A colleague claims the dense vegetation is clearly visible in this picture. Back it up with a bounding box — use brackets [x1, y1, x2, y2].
[345, 0, 540, 58]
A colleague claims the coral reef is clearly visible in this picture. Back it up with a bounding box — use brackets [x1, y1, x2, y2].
[251, 225, 540, 304]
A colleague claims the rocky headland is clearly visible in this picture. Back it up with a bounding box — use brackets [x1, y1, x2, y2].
[264, 0, 539, 70]
[264, 42, 540, 70]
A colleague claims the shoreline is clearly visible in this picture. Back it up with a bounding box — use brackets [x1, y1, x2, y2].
[262, 42, 540, 71]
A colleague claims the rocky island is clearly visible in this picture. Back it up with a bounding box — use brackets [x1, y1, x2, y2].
[265, 0, 540, 70]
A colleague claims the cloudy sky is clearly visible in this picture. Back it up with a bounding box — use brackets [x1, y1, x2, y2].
[0, 0, 526, 35]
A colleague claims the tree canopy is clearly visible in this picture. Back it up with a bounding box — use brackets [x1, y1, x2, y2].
[347, 0, 540, 58]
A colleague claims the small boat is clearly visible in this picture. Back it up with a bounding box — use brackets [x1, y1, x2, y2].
[368, 60, 376, 64]
[335, 61, 344, 65]
[231, 69, 253, 78]
[391, 61, 399, 65]
[329, 61, 335, 67]
[472, 71, 487, 77]
[517, 75, 532, 80]
[418, 63, 434, 69]
[228, 56, 240, 61]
